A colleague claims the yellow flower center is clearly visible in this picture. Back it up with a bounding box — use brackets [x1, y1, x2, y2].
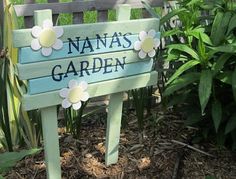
[141, 37, 154, 53]
[68, 87, 83, 104]
[39, 28, 56, 48]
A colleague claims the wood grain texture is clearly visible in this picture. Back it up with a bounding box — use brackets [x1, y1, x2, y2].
[13, 18, 159, 48]
[13, 0, 164, 17]
[28, 59, 153, 94]
[105, 4, 131, 166]
[41, 106, 61, 179]
[17, 50, 149, 80]
[22, 71, 158, 110]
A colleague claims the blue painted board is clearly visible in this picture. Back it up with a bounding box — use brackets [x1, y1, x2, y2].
[28, 59, 153, 94]
[19, 32, 161, 64]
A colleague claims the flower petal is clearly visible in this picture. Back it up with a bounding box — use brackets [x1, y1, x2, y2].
[134, 41, 141, 51]
[59, 88, 69, 98]
[79, 81, 88, 91]
[41, 47, 52, 56]
[139, 31, 147, 41]
[62, 99, 71, 109]
[148, 29, 156, 38]
[81, 92, 89, 102]
[148, 49, 156, 58]
[43, 19, 53, 29]
[52, 39, 63, 50]
[54, 26, 64, 38]
[154, 38, 161, 49]
[31, 39, 41, 50]
[138, 50, 147, 59]
[72, 102, 82, 110]
[69, 80, 78, 89]
[32, 26, 42, 38]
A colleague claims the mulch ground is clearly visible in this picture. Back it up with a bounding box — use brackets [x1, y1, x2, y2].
[4, 106, 236, 179]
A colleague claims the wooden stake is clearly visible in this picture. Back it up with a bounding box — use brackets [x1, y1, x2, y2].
[105, 4, 131, 166]
[41, 106, 61, 179]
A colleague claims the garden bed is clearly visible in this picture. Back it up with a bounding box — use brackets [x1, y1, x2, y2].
[4, 107, 236, 178]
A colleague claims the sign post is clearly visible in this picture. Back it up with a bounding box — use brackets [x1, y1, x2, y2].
[13, 5, 160, 178]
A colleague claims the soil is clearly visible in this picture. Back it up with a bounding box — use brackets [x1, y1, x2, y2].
[3, 106, 236, 179]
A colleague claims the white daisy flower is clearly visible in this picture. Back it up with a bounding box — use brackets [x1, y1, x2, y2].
[59, 80, 90, 110]
[134, 29, 160, 59]
[31, 19, 64, 56]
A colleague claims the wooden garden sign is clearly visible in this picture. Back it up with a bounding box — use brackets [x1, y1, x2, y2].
[13, 5, 160, 179]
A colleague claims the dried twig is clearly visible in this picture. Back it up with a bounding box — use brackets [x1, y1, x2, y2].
[171, 139, 214, 157]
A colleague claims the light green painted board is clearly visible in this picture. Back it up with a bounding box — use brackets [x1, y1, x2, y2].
[41, 106, 61, 179]
[35, 10, 61, 179]
[13, 18, 159, 48]
[22, 71, 158, 111]
[105, 92, 123, 165]
[17, 50, 149, 80]
[105, 4, 131, 166]
[34, 9, 52, 27]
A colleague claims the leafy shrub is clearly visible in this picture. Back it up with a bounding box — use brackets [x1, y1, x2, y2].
[162, 0, 236, 149]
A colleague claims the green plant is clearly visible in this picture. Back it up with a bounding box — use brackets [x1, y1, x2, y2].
[131, 87, 154, 131]
[161, 0, 236, 149]
[0, 148, 41, 178]
[0, 0, 41, 151]
[63, 101, 89, 139]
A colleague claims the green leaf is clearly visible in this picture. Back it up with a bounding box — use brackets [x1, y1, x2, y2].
[0, 148, 41, 173]
[197, 33, 206, 61]
[166, 60, 200, 85]
[186, 0, 202, 6]
[216, 71, 232, 85]
[205, 175, 217, 179]
[211, 11, 224, 45]
[211, 100, 222, 132]
[167, 44, 200, 60]
[186, 27, 212, 45]
[209, 44, 236, 53]
[199, 70, 212, 114]
[164, 72, 200, 96]
[162, 28, 182, 38]
[232, 67, 236, 102]
[226, 14, 236, 35]
[212, 53, 232, 76]
[211, 11, 232, 46]
[160, 8, 187, 26]
[225, 113, 236, 134]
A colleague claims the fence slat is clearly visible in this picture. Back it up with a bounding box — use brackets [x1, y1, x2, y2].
[48, 0, 59, 24]
[22, 71, 158, 110]
[97, 10, 108, 22]
[24, 0, 35, 28]
[73, 0, 84, 24]
[142, 8, 151, 18]
[14, 0, 163, 17]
